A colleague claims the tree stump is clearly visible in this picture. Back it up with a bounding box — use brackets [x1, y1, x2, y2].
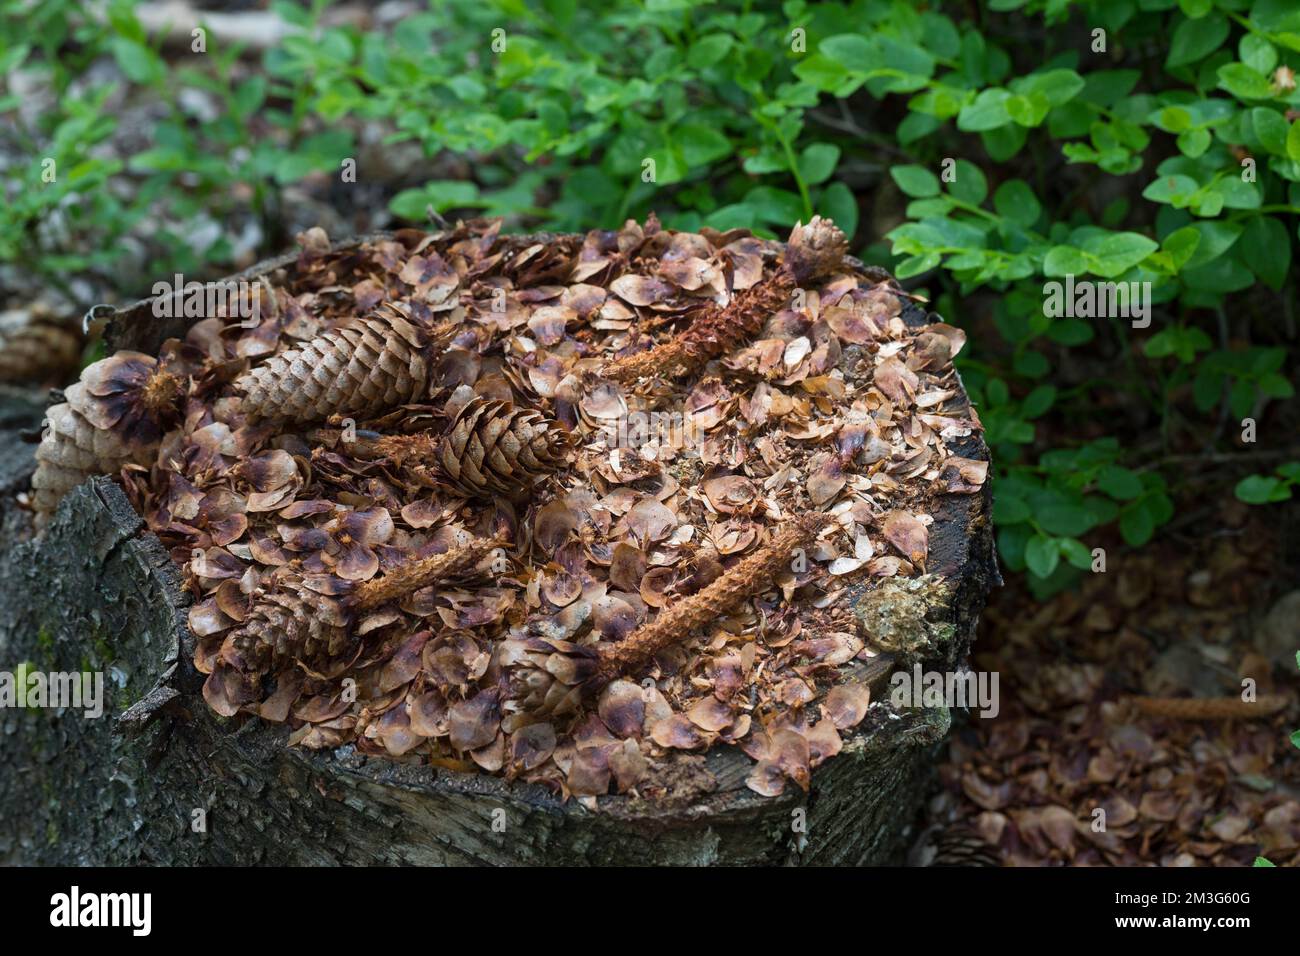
[0, 232, 997, 865]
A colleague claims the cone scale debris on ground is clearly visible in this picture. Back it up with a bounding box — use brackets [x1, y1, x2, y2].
[31, 218, 985, 800]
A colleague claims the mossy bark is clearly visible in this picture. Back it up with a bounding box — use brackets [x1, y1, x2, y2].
[0, 235, 998, 866]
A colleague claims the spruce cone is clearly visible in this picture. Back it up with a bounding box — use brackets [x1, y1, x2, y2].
[203, 577, 348, 717]
[909, 825, 1001, 867]
[30, 352, 186, 517]
[505, 512, 830, 715]
[310, 397, 572, 498]
[0, 306, 81, 385]
[438, 398, 573, 498]
[235, 303, 434, 425]
[605, 216, 849, 384]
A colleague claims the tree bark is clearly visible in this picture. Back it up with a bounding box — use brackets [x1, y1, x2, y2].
[0, 235, 998, 866]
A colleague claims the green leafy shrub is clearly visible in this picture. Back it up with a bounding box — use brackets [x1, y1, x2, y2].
[2, 0, 1296, 595]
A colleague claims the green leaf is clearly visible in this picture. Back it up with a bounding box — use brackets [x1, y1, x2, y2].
[1240, 216, 1292, 290]
[1177, 128, 1212, 158]
[890, 164, 941, 198]
[1022, 384, 1056, 418]
[1235, 474, 1293, 504]
[742, 185, 804, 225]
[1167, 13, 1229, 68]
[793, 54, 852, 91]
[798, 143, 840, 185]
[1210, 177, 1261, 210]
[389, 180, 482, 219]
[947, 160, 988, 205]
[1253, 856, 1277, 867]
[1084, 232, 1158, 278]
[896, 253, 940, 278]
[110, 37, 164, 85]
[1012, 68, 1085, 106]
[1043, 245, 1089, 276]
[1157, 106, 1193, 133]
[1217, 63, 1275, 100]
[817, 182, 858, 240]
[993, 494, 1031, 524]
[993, 179, 1042, 227]
[1185, 221, 1243, 267]
[687, 34, 733, 69]
[1025, 534, 1060, 578]
[1289, 118, 1300, 162]
[1039, 502, 1095, 537]
[676, 123, 732, 167]
[821, 34, 874, 68]
[1014, 350, 1050, 378]
[1098, 465, 1143, 500]
[1120, 505, 1156, 546]
[981, 123, 1027, 162]
[1252, 108, 1291, 154]
[1162, 226, 1202, 269]
[1143, 174, 1199, 205]
[1060, 537, 1094, 570]
[1046, 319, 1095, 345]
[957, 88, 1012, 132]
[1005, 91, 1051, 127]
[1240, 34, 1279, 74]
[1183, 256, 1255, 292]
[1259, 372, 1294, 398]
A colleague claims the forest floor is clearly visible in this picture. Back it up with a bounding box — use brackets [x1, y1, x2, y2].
[925, 492, 1300, 866]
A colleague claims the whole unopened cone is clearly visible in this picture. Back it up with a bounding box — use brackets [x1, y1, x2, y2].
[30, 352, 185, 517]
[506, 512, 830, 715]
[235, 303, 435, 425]
[605, 217, 848, 383]
[438, 398, 572, 498]
[0, 313, 81, 385]
[314, 397, 573, 499]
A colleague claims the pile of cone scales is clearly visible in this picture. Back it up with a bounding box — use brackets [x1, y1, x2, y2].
[28, 216, 984, 800]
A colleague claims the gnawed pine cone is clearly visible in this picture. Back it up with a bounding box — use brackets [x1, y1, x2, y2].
[201, 534, 505, 718]
[501, 513, 831, 717]
[783, 215, 851, 286]
[604, 217, 849, 384]
[30, 351, 186, 517]
[234, 303, 434, 425]
[499, 636, 600, 720]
